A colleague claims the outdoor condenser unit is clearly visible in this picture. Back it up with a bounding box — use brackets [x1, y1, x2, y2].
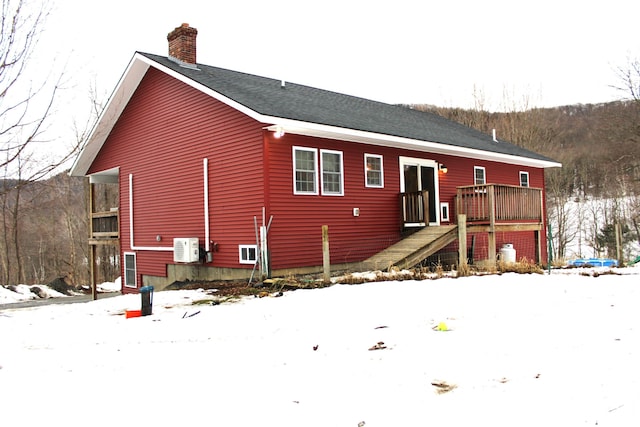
[173, 238, 199, 263]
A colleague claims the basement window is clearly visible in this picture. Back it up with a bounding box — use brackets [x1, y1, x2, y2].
[365, 154, 384, 188]
[519, 171, 530, 187]
[239, 245, 258, 265]
[124, 252, 137, 288]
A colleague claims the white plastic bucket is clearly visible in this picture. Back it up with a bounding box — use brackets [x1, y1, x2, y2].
[499, 244, 516, 263]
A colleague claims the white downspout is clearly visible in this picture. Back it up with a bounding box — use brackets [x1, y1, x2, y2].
[203, 158, 210, 252]
[128, 173, 173, 251]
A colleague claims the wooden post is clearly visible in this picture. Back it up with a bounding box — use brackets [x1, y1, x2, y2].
[534, 229, 542, 265]
[399, 193, 405, 229]
[457, 214, 467, 267]
[487, 185, 496, 229]
[90, 245, 97, 301]
[422, 190, 429, 226]
[322, 225, 330, 282]
[615, 221, 623, 266]
[88, 180, 98, 301]
[487, 185, 496, 264]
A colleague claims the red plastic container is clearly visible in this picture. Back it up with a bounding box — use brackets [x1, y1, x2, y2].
[125, 309, 142, 319]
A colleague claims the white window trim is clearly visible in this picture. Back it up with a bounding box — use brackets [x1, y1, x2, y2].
[440, 202, 450, 222]
[519, 171, 530, 187]
[292, 146, 318, 195]
[320, 149, 344, 196]
[239, 245, 258, 265]
[474, 166, 486, 185]
[123, 252, 137, 288]
[364, 153, 384, 188]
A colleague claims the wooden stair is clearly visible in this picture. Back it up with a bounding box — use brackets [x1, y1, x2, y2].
[362, 225, 458, 270]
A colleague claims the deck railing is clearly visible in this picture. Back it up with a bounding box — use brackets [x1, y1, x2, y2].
[456, 184, 543, 224]
[91, 210, 119, 239]
[400, 190, 429, 224]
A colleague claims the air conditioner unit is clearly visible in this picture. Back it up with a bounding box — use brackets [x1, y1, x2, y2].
[173, 238, 199, 263]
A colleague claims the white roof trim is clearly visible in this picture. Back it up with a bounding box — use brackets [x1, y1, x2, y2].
[70, 53, 561, 177]
[70, 56, 152, 176]
[263, 121, 562, 169]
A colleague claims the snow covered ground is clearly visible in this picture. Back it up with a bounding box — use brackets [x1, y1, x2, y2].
[1, 267, 639, 426]
[0, 278, 121, 304]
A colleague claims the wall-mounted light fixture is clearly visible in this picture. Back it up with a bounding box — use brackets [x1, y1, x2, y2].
[273, 126, 285, 138]
[439, 163, 448, 174]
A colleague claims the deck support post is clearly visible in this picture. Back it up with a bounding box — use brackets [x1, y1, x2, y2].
[457, 214, 467, 267]
[488, 186, 496, 264]
[90, 245, 97, 301]
[322, 225, 330, 282]
[488, 232, 496, 264]
[534, 229, 542, 264]
[88, 180, 98, 301]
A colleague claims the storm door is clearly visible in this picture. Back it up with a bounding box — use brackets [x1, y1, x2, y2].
[400, 157, 439, 226]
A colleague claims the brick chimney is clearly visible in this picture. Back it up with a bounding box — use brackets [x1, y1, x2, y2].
[167, 23, 198, 64]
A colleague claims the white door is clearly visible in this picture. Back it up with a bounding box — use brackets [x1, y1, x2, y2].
[400, 157, 440, 226]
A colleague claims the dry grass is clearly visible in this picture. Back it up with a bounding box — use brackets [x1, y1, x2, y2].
[456, 262, 472, 277]
[496, 257, 544, 274]
[551, 257, 567, 268]
[334, 257, 545, 285]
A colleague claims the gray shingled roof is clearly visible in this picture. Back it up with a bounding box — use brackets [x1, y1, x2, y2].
[140, 52, 556, 164]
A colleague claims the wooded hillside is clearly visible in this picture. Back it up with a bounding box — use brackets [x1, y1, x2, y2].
[1, 101, 638, 287]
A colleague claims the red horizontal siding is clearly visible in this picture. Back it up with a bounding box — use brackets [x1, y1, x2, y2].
[88, 66, 549, 283]
[265, 135, 549, 269]
[89, 68, 268, 285]
[266, 134, 405, 269]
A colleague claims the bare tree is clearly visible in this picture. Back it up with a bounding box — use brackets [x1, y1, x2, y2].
[546, 165, 579, 260]
[0, 0, 90, 285]
[612, 55, 640, 102]
[0, 0, 80, 185]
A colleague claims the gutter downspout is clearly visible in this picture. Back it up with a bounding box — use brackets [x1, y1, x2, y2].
[203, 158, 210, 252]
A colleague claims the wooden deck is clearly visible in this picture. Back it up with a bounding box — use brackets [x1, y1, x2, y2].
[362, 225, 458, 270]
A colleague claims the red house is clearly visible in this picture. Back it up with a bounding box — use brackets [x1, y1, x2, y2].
[70, 24, 561, 293]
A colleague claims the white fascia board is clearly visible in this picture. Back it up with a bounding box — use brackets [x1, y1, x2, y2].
[89, 167, 120, 183]
[70, 55, 151, 176]
[264, 120, 563, 169]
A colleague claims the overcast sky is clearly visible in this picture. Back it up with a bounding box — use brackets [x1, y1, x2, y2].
[29, 0, 640, 152]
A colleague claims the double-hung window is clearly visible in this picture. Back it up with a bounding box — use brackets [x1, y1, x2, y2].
[293, 147, 318, 195]
[320, 149, 344, 195]
[365, 154, 384, 188]
[293, 146, 344, 196]
[519, 171, 530, 187]
[474, 166, 486, 185]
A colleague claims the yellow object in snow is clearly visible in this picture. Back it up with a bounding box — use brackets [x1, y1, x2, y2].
[437, 322, 449, 331]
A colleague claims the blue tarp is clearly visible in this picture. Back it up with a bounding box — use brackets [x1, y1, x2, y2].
[567, 258, 618, 267]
